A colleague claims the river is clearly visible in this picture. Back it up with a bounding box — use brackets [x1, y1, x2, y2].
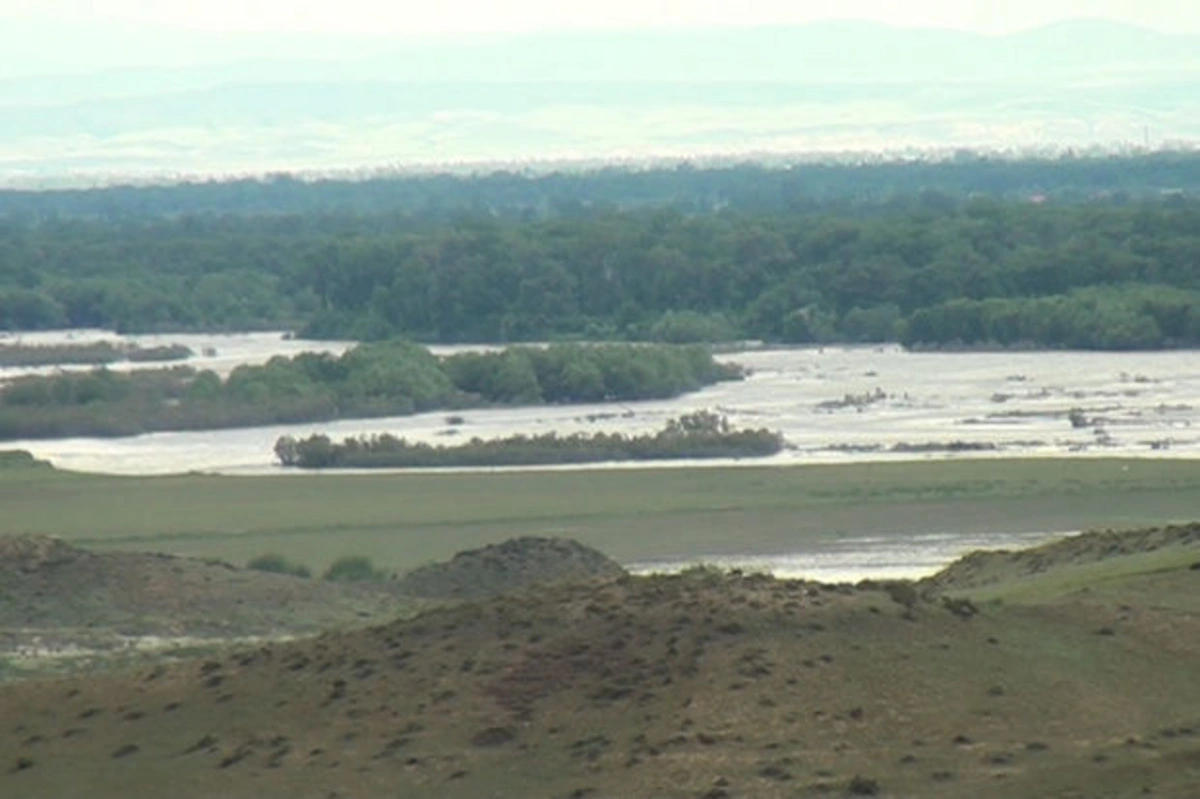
[5, 329, 1194, 579]
[2, 330, 1196, 476]
[626, 529, 1071, 582]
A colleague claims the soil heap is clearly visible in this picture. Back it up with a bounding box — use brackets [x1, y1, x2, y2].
[394, 536, 627, 599]
[0, 535, 411, 656]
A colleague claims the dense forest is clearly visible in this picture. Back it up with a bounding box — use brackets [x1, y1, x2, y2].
[0, 342, 737, 439]
[0, 155, 1197, 349]
[3, 152, 1199, 220]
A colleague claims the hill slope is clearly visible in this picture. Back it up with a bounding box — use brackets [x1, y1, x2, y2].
[0, 536, 416, 674]
[2, 526, 1199, 798]
[394, 536, 627, 599]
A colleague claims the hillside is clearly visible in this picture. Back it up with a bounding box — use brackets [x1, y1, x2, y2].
[1, 525, 1198, 798]
[922, 522, 1200, 594]
[0, 535, 417, 677]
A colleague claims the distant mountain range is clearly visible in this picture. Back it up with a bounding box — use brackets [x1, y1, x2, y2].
[2, 19, 1198, 185]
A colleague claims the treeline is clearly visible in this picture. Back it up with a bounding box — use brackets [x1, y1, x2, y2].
[3, 152, 1198, 220]
[287, 200, 1200, 348]
[274, 410, 784, 469]
[0, 194, 1198, 348]
[902, 285, 1200, 350]
[0, 342, 736, 440]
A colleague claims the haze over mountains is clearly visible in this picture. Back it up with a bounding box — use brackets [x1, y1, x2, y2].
[3, 19, 1199, 186]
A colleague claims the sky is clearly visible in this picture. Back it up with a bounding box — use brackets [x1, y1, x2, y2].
[4, 0, 1200, 36]
[3, 0, 1199, 81]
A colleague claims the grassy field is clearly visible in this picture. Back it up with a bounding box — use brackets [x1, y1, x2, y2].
[2, 453, 1199, 572]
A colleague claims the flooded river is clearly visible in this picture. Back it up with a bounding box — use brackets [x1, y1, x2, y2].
[2, 330, 1195, 476]
[3, 330, 1193, 579]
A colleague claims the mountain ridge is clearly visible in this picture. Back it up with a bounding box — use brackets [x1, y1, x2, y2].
[2, 18, 1197, 182]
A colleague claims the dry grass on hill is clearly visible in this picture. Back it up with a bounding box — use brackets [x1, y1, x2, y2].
[2, 525, 1199, 798]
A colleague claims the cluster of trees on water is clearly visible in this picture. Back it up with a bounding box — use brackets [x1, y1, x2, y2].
[0, 342, 191, 367]
[0, 342, 735, 440]
[3, 152, 1198, 220]
[1, 162, 1197, 349]
[274, 410, 784, 469]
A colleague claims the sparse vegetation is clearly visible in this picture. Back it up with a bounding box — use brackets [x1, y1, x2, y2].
[395, 537, 625, 600]
[0, 535, 421, 680]
[3, 524, 1200, 798]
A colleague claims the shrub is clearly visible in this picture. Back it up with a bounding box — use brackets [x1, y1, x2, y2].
[941, 596, 979, 619]
[847, 775, 880, 795]
[246, 553, 311, 579]
[470, 726, 516, 747]
[324, 555, 386, 583]
[883, 581, 920, 609]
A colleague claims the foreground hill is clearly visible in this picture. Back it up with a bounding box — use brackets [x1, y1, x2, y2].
[0, 535, 416, 675]
[1, 525, 1198, 798]
[923, 522, 1200, 595]
[0, 534, 629, 679]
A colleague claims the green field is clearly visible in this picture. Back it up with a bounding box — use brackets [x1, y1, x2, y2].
[3, 454, 1199, 573]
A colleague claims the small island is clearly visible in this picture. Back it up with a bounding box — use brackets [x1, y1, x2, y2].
[0, 341, 740, 440]
[274, 410, 784, 469]
[0, 341, 192, 368]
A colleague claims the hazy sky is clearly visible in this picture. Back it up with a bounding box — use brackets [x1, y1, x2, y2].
[5, 0, 1200, 35]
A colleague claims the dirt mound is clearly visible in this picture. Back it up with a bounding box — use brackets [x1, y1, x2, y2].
[0, 537, 417, 664]
[394, 536, 626, 599]
[922, 522, 1200, 592]
[3, 566, 1200, 799]
[0, 535, 85, 571]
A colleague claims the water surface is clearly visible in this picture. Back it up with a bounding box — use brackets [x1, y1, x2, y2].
[626, 529, 1072, 582]
[2, 332, 1197, 475]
